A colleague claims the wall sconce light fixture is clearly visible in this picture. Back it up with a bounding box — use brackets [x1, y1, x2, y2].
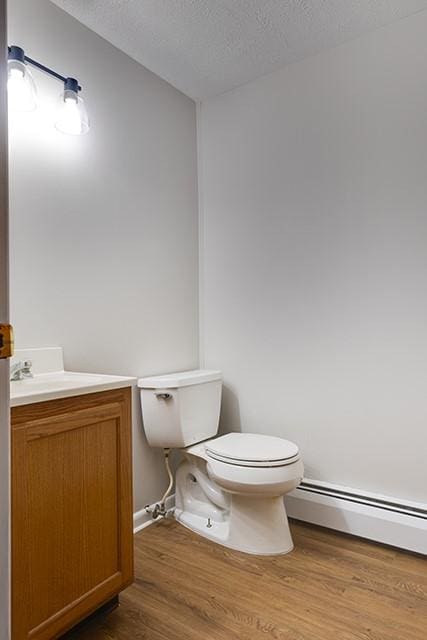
[8, 45, 89, 135]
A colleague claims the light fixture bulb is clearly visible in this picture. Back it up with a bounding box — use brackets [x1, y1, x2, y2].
[7, 59, 37, 112]
[55, 86, 89, 136]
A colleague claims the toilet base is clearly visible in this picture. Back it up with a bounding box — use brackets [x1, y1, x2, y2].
[175, 494, 294, 556]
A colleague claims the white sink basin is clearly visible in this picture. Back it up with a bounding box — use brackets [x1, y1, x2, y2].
[10, 371, 136, 406]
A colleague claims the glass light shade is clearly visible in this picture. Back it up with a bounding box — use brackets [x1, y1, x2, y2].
[7, 59, 37, 112]
[55, 89, 89, 135]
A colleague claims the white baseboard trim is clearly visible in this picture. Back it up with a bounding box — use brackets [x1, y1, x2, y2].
[133, 494, 176, 534]
[285, 479, 427, 555]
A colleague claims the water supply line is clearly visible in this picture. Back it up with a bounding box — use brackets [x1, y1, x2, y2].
[145, 448, 174, 519]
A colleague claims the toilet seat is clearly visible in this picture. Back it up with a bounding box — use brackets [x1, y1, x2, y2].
[206, 447, 304, 497]
[205, 433, 300, 468]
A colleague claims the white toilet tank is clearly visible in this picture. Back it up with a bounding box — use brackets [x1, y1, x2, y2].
[138, 369, 222, 448]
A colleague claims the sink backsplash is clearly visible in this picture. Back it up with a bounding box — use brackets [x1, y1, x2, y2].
[11, 347, 64, 375]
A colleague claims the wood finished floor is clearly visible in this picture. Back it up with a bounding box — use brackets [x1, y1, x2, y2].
[63, 519, 427, 640]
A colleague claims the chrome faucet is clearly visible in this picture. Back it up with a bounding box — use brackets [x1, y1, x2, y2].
[10, 360, 33, 381]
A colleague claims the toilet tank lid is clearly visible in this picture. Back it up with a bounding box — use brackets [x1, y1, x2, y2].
[138, 369, 222, 389]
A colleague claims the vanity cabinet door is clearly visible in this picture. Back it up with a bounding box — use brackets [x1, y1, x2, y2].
[11, 388, 134, 640]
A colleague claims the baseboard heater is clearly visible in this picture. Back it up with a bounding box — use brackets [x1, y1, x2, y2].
[298, 480, 427, 520]
[285, 479, 427, 554]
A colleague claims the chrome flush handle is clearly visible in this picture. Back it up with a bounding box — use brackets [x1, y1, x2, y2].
[155, 392, 172, 400]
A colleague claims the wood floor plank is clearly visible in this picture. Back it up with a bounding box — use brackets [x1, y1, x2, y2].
[62, 519, 427, 640]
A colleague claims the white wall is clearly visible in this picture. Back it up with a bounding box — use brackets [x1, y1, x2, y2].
[199, 11, 427, 503]
[8, 0, 199, 511]
[0, 0, 10, 635]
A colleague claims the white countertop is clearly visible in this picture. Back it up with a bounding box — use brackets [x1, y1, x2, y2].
[10, 347, 136, 407]
[10, 371, 136, 407]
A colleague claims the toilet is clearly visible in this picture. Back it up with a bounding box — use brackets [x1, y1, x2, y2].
[138, 369, 304, 555]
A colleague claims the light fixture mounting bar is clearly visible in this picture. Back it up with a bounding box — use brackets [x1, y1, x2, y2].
[8, 46, 82, 91]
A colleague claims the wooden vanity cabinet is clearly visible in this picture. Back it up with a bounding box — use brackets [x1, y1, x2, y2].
[11, 387, 134, 640]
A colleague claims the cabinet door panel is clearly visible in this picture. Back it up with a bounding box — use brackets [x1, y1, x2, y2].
[27, 418, 119, 629]
[12, 389, 133, 640]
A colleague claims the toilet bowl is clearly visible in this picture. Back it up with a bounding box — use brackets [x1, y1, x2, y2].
[138, 369, 304, 556]
[175, 433, 304, 555]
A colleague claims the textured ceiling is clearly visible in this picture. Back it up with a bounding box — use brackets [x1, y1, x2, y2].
[52, 0, 427, 99]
